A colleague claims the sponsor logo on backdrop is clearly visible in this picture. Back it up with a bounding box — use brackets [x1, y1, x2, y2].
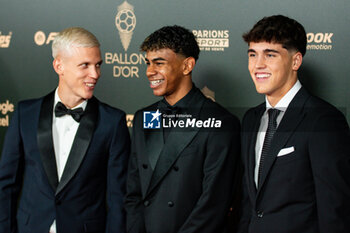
[0, 100, 14, 127]
[34, 31, 58, 46]
[192, 30, 229, 52]
[115, 1, 136, 51]
[105, 0, 146, 78]
[307, 32, 333, 51]
[126, 114, 134, 127]
[0, 31, 12, 48]
[201, 86, 215, 102]
[143, 109, 222, 129]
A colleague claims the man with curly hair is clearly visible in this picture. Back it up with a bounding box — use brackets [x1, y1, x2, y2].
[238, 15, 350, 233]
[125, 25, 241, 233]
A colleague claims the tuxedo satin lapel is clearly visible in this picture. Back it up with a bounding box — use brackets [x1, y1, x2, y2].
[257, 88, 309, 194]
[145, 128, 164, 170]
[142, 127, 163, 198]
[55, 97, 98, 195]
[138, 104, 164, 197]
[37, 91, 59, 191]
[247, 105, 265, 197]
[146, 90, 205, 196]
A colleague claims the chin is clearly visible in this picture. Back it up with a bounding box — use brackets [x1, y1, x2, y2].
[152, 90, 164, 97]
[255, 87, 268, 95]
[83, 93, 94, 100]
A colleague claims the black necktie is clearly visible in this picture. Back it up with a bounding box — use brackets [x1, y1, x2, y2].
[54, 102, 84, 122]
[258, 108, 280, 186]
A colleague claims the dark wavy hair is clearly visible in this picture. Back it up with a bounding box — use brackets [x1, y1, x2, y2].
[140, 25, 200, 60]
[242, 15, 307, 56]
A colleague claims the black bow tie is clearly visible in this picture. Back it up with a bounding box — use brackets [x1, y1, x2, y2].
[54, 102, 84, 122]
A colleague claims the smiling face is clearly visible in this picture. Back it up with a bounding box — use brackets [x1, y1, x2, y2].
[248, 41, 302, 106]
[53, 46, 102, 108]
[145, 48, 194, 105]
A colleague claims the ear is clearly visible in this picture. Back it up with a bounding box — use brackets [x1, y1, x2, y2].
[183, 57, 196, 75]
[53, 57, 64, 75]
[292, 52, 303, 71]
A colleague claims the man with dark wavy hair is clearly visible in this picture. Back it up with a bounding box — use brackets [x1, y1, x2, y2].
[238, 15, 350, 233]
[125, 25, 241, 233]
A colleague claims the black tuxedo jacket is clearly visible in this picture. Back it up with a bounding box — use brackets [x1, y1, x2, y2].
[238, 87, 350, 233]
[0, 91, 130, 233]
[125, 88, 241, 233]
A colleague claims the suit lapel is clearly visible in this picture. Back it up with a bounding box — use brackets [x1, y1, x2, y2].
[55, 97, 98, 195]
[37, 91, 59, 191]
[142, 125, 163, 197]
[245, 104, 265, 198]
[257, 88, 309, 195]
[145, 90, 206, 196]
[144, 113, 164, 171]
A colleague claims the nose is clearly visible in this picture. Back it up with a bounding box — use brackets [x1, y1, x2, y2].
[146, 64, 156, 77]
[255, 55, 266, 69]
[90, 66, 100, 79]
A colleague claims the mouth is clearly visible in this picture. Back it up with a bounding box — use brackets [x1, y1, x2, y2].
[255, 73, 271, 80]
[85, 82, 96, 88]
[149, 79, 164, 88]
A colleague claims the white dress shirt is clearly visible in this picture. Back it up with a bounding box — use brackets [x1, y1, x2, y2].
[254, 80, 302, 186]
[50, 88, 87, 233]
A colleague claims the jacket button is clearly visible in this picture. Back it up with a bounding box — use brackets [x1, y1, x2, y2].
[257, 211, 264, 218]
[144, 200, 150, 207]
[173, 166, 179, 171]
[142, 164, 148, 169]
[168, 201, 174, 207]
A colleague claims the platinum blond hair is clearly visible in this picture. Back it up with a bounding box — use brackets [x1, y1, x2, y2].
[52, 27, 100, 58]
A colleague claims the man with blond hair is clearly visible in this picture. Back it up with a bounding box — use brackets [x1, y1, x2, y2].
[0, 27, 130, 233]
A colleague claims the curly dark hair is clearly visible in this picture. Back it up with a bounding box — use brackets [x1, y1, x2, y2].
[242, 15, 307, 56]
[140, 25, 200, 60]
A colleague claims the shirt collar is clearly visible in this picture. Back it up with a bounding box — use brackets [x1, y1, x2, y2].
[54, 88, 88, 111]
[162, 83, 197, 109]
[265, 80, 302, 112]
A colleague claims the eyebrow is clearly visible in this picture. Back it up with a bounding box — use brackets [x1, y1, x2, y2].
[247, 49, 280, 54]
[78, 60, 103, 66]
[264, 49, 279, 53]
[145, 57, 167, 62]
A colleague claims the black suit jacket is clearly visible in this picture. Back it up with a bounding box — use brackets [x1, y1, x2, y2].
[0, 91, 130, 233]
[125, 88, 241, 233]
[238, 87, 350, 233]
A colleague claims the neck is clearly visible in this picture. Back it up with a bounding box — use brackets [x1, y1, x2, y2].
[57, 87, 84, 109]
[267, 77, 298, 107]
[165, 81, 193, 106]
